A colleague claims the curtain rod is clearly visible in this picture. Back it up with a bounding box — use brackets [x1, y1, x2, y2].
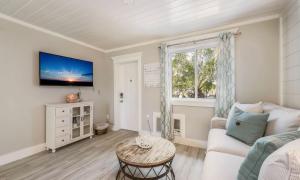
[158, 31, 241, 49]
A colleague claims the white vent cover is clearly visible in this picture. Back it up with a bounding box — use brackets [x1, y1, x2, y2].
[152, 112, 185, 138]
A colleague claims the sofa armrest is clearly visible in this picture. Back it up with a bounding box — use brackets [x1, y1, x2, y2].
[211, 117, 227, 129]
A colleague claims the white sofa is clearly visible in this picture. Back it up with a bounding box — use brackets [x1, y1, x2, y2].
[201, 103, 300, 180]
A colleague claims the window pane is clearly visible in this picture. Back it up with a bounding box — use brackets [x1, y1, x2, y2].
[172, 52, 195, 98]
[196, 48, 217, 99]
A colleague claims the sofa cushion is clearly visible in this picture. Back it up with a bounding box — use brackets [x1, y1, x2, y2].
[238, 131, 300, 180]
[207, 129, 251, 157]
[262, 102, 281, 113]
[226, 102, 263, 129]
[211, 117, 227, 129]
[258, 139, 300, 180]
[226, 107, 269, 145]
[265, 108, 300, 136]
[201, 151, 245, 180]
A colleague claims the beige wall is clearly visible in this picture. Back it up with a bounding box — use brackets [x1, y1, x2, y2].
[0, 19, 111, 155]
[236, 19, 279, 103]
[107, 19, 279, 141]
[0, 17, 280, 155]
[282, 0, 300, 108]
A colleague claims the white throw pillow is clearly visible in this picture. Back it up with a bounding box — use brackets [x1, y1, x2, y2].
[265, 109, 300, 136]
[261, 102, 281, 113]
[226, 101, 263, 129]
[258, 139, 300, 180]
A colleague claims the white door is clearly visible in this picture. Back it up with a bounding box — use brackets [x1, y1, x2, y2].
[117, 61, 138, 131]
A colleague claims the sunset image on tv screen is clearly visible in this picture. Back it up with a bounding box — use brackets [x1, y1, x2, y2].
[39, 52, 93, 86]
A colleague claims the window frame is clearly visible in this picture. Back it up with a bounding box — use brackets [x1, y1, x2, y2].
[169, 40, 218, 107]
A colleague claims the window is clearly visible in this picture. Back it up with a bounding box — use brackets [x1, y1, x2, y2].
[171, 44, 218, 102]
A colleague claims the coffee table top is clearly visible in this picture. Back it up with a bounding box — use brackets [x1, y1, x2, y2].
[116, 136, 176, 167]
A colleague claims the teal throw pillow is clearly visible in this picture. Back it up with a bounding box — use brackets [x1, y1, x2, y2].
[226, 107, 269, 145]
[238, 130, 300, 180]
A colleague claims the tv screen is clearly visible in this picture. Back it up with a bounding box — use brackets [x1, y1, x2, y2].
[39, 52, 93, 86]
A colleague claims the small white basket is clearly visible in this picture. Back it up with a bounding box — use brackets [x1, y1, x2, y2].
[94, 122, 109, 135]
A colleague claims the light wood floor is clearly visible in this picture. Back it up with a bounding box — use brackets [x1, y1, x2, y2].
[0, 130, 205, 180]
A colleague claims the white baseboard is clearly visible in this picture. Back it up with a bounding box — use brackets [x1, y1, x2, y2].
[0, 143, 46, 166]
[111, 126, 120, 131]
[139, 130, 207, 149]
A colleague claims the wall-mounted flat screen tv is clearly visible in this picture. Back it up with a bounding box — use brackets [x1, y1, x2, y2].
[39, 52, 93, 86]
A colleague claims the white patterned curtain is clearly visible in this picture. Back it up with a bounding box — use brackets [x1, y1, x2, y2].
[160, 43, 174, 140]
[215, 32, 236, 117]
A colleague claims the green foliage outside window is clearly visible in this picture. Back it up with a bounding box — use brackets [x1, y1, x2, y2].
[172, 48, 217, 99]
[172, 52, 195, 98]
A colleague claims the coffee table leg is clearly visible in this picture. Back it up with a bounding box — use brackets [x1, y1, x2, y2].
[170, 166, 175, 180]
[116, 169, 121, 180]
[116, 158, 176, 180]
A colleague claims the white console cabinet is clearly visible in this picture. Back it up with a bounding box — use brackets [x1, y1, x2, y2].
[46, 102, 93, 152]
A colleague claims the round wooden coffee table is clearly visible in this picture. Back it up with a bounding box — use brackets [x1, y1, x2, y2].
[116, 136, 176, 180]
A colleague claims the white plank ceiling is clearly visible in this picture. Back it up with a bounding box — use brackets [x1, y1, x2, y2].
[0, 0, 290, 50]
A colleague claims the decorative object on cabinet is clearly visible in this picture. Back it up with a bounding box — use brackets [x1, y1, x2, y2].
[46, 101, 93, 152]
[65, 92, 81, 103]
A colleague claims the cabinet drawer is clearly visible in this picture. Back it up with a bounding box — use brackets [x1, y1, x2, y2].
[56, 126, 69, 137]
[55, 107, 69, 117]
[56, 117, 69, 127]
[55, 135, 69, 147]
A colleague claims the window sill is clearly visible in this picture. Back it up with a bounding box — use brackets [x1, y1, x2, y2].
[171, 98, 216, 108]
